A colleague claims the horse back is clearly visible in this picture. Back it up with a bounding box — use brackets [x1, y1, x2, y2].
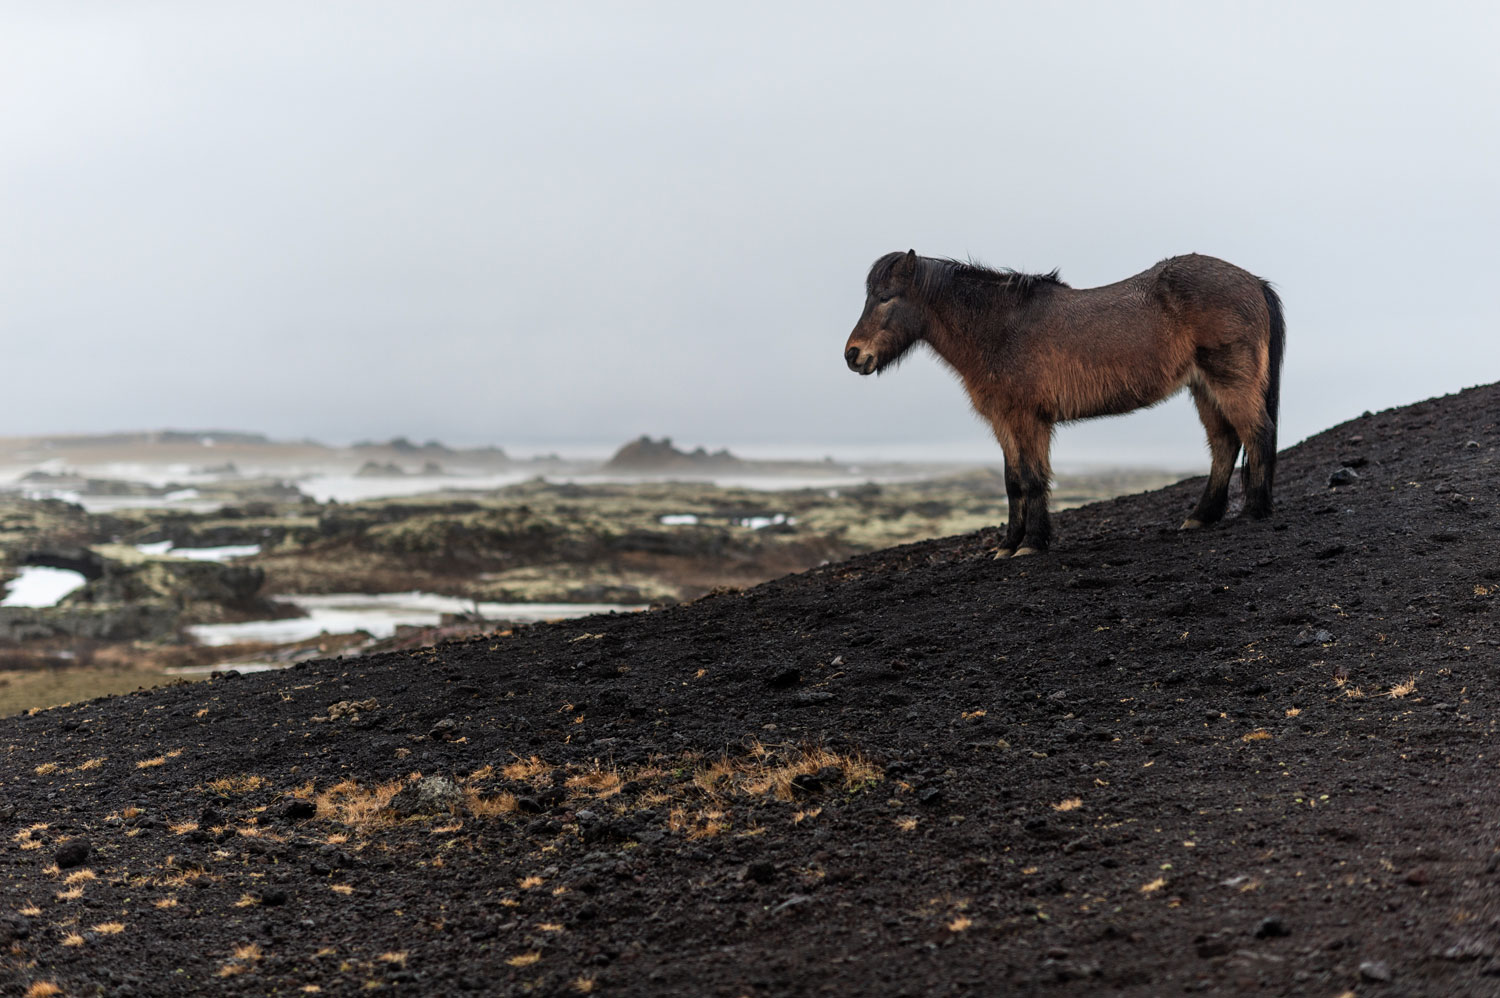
[983, 255, 1271, 422]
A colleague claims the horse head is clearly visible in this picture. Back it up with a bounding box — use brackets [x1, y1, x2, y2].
[844, 249, 926, 376]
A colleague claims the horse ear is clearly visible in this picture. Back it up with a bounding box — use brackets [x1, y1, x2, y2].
[893, 249, 917, 283]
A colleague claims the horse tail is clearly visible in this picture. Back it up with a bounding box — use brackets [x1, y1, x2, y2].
[1258, 280, 1285, 465]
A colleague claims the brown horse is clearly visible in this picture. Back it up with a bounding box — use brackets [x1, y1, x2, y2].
[844, 251, 1285, 556]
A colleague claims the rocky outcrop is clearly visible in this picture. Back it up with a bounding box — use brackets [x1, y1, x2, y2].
[0, 603, 178, 642]
[604, 436, 744, 472]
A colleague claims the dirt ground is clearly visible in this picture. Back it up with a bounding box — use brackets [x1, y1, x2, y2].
[1, 384, 1497, 997]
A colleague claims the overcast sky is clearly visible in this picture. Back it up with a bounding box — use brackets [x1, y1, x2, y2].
[3, 2, 1497, 466]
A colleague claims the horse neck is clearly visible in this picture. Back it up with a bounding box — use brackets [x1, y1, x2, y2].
[922, 297, 1006, 376]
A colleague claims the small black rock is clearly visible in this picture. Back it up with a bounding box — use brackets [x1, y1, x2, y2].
[746, 861, 776, 884]
[54, 839, 90, 869]
[282, 799, 317, 821]
[1328, 467, 1360, 487]
[1255, 916, 1291, 939]
[767, 667, 801, 690]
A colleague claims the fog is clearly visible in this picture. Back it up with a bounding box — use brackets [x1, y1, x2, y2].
[3, 2, 1496, 466]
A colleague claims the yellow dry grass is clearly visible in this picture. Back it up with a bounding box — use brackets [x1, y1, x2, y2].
[1052, 798, 1082, 812]
[136, 756, 166, 770]
[33, 762, 59, 776]
[25, 983, 63, 998]
[502, 756, 549, 782]
[204, 774, 268, 795]
[1388, 676, 1418, 698]
[507, 952, 542, 968]
[565, 765, 623, 798]
[63, 870, 95, 885]
[463, 789, 518, 818]
[315, 779, 403, 832]
[91, 922, 125, 935]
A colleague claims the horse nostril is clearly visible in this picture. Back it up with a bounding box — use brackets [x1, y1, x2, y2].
[845, 347, 861, 366]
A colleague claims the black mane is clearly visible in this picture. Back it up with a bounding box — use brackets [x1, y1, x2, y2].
[866, 253, 1067, 306]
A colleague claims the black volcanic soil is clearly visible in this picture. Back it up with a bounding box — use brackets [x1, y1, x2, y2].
[3, 385, 1498, 997]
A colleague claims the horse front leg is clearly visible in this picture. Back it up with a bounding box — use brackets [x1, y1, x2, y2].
[1001, 418, 1054, 557]
[993, 460, 1025, 558]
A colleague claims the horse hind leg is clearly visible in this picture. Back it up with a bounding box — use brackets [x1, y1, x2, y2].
[1206, 372, 1275, 520]
[1182, 381, 1241, 529]
[1239, 416, 1277, 518]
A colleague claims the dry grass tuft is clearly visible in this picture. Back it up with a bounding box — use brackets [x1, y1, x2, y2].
[894, 816, 919, 832]
[61, 933, 85, 947]
[204, 774, 267, 795]
[168, 821, 199, 835]
[55, 887, 84, 901]
[947, 916, 973, 932]
[63, 870, 96, 885]
[507, 952, 542, 968]
[463, 789, 518, 818]
[1241, 730, 1273, 742]
[518, 875, 544, 889]
[1388, 676, 1418, 698]
[668, 807, 728, 839]
[154, 897, 178, 909]
[329, 884, 354, 895]
[502, 756, 549, 782]
[33, 762, 59, 776]
[91, 921, 125, 935]
[1051, 798, 1082, 812]
[565, 764, 623, 798]
[136, 756, 166, 770]
[19, 904, 42, 917]
[572, 976, 596, 994]
[1140, 877, 1167, 893]
[378, 951, 408, 965]
[25, 983, 63, 998]
[234, 943, 263, 962]
[1285, 708, 1302, 717]
[315, 779, 404, 832]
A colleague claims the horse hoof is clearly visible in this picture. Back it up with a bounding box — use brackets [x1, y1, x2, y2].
[1180, 519, 1205, 530]
[1012, 546, 1041, 557]
[992, 547, 1014, 560]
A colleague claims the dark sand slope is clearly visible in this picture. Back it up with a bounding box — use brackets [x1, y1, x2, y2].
[3, 385, 1497, 997]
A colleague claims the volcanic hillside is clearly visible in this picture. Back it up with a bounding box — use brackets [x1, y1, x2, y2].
[2, 384, 1497, 997]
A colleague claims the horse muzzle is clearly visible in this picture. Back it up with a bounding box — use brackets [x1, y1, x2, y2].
[845, 346, 877, 376]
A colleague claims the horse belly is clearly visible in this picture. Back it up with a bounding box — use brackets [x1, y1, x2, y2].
[1048, 349, 1189, 422]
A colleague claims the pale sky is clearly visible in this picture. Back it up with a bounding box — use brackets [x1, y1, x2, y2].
[3, 2, 1497, 466]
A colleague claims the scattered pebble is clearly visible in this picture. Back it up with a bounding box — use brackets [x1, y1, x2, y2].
[54, 839, 90, 869]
